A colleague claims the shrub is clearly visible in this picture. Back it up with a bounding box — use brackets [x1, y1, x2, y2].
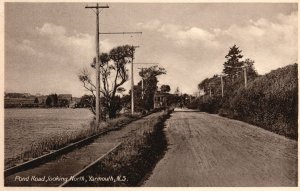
[197, 63, 298, 140]
[230, 64, 298, 139]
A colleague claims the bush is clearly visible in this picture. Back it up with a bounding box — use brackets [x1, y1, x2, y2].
[197, 96, 223, 114]
[198, 63, 298, 140]
[230, 64, 298, 139]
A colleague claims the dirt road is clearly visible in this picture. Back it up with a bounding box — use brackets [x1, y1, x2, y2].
[144, 109, 297, 186]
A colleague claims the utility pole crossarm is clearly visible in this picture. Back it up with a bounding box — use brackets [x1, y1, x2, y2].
[99, 32, 142, 35]
[224, 65, 247, 88]
[134, 63, 159, 65]
[85, 5, 109, 9]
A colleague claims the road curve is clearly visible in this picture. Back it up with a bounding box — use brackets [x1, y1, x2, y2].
[143, 109, 297, 186]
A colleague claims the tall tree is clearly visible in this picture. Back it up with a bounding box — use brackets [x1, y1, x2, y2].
[34, 97, 39, 104]
[138, 66, 166, 111]
[198, 75, 220, 96]
[78, 45, 134, 118]
[243, 58, 258, 80]
[161, 84, 171, 93]
[79, 94, 95, 110]
[198, 78, 210, 94]
[45, 94, 58, 107]
[223, 44, 244, 80]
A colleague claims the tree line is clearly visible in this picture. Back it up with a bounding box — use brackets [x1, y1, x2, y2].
[192, 44, 298, 139]
[198, 44, 258, 97]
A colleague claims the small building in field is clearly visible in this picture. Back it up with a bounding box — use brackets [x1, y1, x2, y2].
[4, 93, 39, 108]
[70, 97, 81, 108]
[58, 94, 72, 107]
[5, 93, 30, 98]
[4, 97, 37, 108]
[37, 95, 47, 104]
[72, 97, 81, 103]
[58, 94, 72, 102]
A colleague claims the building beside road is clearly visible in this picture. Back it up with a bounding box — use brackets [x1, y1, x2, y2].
[154, 91, 169, 109]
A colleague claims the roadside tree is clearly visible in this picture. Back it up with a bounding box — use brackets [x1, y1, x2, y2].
[137, 66, 166, 111]
[78, 45, 134, 118]
[45, 94, 58, 107]
[161, 84, 171, 93]
[243, 58, 258, 80]
[223, 44, 244, 81]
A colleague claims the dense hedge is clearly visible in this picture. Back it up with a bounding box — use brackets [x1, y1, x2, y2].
[194, 64, 298, 140]
[231, 64, 298, 139]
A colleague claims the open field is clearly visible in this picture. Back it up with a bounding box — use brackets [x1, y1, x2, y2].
[5, 108, 93, 162]
[5, 111, 169, 186]
[144, 109, 297, 186]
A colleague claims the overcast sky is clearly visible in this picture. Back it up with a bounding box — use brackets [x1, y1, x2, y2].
[5, 3, 298, 97]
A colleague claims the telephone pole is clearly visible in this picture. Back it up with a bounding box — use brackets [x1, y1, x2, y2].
[85, 3, 109, 127]
[221, 75, 224, 97]
[218, 74, 225, 97]
[137, 67, 145, 100]
[226, 65, 247, 88]
[243, 67, 247, 88]
[137, 63, 159, 100]
[131, 46, 140, 114]
[141, 68, 144, 99]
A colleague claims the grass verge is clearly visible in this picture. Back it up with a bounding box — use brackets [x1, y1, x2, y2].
[66, 109, 172, 187]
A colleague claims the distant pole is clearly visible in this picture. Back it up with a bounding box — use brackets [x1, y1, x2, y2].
[137, 63, 158, 100]
[209, 87, 212, 98]
[243, 67, 247, 88]
[85, 4, 109, 127]
[220, 75, 224, 97]
[131, 46, 140, 114]
[141, 68, 144, 99]
[131, 46, 134, 114]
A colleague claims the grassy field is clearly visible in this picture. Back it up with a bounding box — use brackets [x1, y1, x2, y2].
[5, 108, 143, 169]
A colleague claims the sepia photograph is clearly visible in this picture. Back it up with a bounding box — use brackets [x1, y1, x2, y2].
[2, 1, 298, 188]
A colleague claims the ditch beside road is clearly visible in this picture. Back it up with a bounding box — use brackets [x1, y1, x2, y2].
[143, 109, 297, 187]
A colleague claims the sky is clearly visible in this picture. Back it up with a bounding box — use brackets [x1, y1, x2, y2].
[4, 2, 298, 97]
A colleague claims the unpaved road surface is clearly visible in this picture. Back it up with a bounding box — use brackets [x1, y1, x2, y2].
[144, 109, 297, 186]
